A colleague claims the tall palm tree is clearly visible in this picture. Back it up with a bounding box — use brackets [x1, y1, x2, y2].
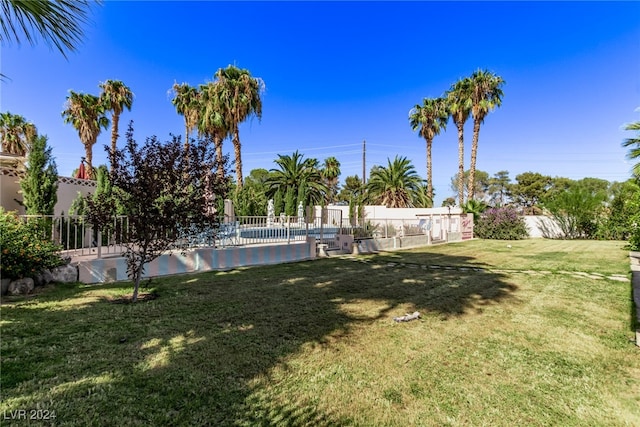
[265, 151, 327, 210]
[170, 82, 200, 150]
[412, 182, 433, 208]
[366, 156, 422, 208]
[0, 0, 97, 59]
[446, 78, 473, 206]
[198, 80, 229, 179]
[623, 121, 640, 178]
[468, 69, 504, 200]
[0, 111, 37, 155]
[409, 97, 449, 200]
[99, 80, 133, 171]
[62, 91, 109, 179]
[215, 65, 264, 190]
[321, 156, 341, 204]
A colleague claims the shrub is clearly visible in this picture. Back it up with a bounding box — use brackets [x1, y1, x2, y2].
[601, 179, 640, 248]
[542, 185, 606, 239]
[0, 209, 64, 279]
[627, 190, 640, 251]
[475, 206, 529, 240]
[629, 221, 640, 251]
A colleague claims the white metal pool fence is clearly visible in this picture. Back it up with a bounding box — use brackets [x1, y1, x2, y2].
[15, 212, 461, 260]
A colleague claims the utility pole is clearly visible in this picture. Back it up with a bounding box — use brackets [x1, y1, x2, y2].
[362, 139, 366, 185]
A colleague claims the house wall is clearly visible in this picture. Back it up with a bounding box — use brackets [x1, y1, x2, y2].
[0, 167, 96, 215]
[317, 204, 463, 221]
[524, 215, 562, 238]
[0, 168, 23, 213]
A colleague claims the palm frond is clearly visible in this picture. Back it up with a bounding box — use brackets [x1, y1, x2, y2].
[0, 0, 98, 58]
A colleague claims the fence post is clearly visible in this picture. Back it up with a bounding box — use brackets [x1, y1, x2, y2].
[319, 208, 324, 244]
[287, 216, 291, 244]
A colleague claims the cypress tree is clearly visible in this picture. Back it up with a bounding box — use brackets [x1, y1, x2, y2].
[273, 188, 283, 216]
[297, 182, 306, 210]
[21, 135, 58, 215]
[284, 186, 296, 216]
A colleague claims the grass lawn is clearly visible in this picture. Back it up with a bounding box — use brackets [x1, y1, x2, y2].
[1, 239, 638, 426]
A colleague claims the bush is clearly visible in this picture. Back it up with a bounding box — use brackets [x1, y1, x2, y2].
[475, 206, 529, 240]
[542, 185, 606, 239]
[630, 221, 640, 251]
[0, 209, 64, 279]
[602, 179, 640, 248]
[628, 198, 640, 251]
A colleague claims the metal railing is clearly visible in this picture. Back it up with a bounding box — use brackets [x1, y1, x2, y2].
[17, 214, 316, 260]
[16, 212, 464, 260]
[17, 215, 130, 258]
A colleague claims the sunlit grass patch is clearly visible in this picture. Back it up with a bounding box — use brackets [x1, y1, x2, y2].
[1, 239, 637, 425]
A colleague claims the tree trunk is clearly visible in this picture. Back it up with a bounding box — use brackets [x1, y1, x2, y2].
[214, 134, 224, 179]
[426, 137, 433, 200]
[457, 122, 465, 206]
[132, 275, 140, 303]
[233, 126, 243, 190]
[184, 123, 190, 151]
[468, 118, 481, 201]
[85, 142, 94, 180]
[110, 113, 120, 171]
[131, 250, 145, 303]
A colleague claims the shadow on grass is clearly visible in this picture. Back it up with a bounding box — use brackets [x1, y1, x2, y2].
[1, 251, 515, 425]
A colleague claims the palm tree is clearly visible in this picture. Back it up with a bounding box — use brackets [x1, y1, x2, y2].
[623, 120, 640, 178]
[412, 182, 433, 208]
[468, 69, 504, 200]
[62, 91, 109, 179]
[366, 156, 422, 208]
[265, 151, 327, 211]
[409, 97, 449, 200]
[215, 65, 264, 190]
[198, 81, 229, 179]
[462, 199, 488, 222]
[321, 156, 341, 204]
[170, 82, 200, 149]
[0, 0, 97, 59]
[0, 111, 37, 155]
[446, 78, 473, 206]
[99, 80, 133, 171]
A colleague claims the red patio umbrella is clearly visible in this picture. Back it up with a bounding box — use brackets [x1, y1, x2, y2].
[76, 160, 87, 179]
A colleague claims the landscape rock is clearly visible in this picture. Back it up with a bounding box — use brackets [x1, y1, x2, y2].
[51, 264, 78, 283]
[33, 269, 54, 287]
[1, 278, 11, 295]
[8, 278, 34, 295]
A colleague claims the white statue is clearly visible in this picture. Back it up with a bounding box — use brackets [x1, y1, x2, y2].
[297, 201, 304, 219]
[267, 199, 275, 227]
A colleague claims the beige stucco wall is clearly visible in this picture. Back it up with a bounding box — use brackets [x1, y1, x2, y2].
[0, 168, 23, 213]
[0, 167, 96, 215]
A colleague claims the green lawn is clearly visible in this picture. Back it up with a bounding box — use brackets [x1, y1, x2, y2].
[1, 239, 638, 426]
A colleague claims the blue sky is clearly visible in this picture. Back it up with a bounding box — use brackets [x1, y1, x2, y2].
[1, 1, 639, 206]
